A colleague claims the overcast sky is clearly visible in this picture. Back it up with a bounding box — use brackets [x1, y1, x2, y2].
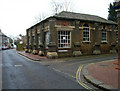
[0, 0, 114, 38]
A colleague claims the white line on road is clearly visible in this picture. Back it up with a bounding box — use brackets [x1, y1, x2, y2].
[14, 65, 23, 67]
[52, 67, 76, 79]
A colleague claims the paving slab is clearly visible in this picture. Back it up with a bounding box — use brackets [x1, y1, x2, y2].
[82, 60, 120, 90]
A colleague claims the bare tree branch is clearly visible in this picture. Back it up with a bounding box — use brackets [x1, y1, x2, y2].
[34, 0, 74, 24]
[51, 0, 63, 15]
[50, 0, 73, 15]
[34, 13, 47, 24]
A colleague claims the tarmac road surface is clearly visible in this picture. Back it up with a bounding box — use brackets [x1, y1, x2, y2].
[2, 49, 84, 89]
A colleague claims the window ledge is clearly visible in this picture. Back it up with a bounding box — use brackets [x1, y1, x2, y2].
[101, 41, 108, 44]
[58, 47, 71, 49]
[82, 41, 91, 43]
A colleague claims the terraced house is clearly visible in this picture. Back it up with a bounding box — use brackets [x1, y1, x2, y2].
[26, 11, 118, 58]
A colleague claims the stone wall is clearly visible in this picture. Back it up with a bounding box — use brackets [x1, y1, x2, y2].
[26, 17, 118, 58]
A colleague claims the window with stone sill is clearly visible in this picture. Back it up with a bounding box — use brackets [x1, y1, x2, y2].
[45, 32, 50, 48]
[58, 31, 71, 48]
[116, 31, 118, 42]
[83, 24, 90, 42]
[101, 29, 107, 42]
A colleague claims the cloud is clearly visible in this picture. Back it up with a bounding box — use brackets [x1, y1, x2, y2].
[0, 0, 114, 37]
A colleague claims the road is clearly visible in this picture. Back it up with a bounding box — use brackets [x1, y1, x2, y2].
[41, 53, 118, 79]
[40, 52, 117, 90]
[2, 49, 118, 90]
[2, 49, 84, 89]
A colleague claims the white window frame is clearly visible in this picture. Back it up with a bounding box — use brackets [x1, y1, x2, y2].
[58, 31, 71, 48]
[101, 30, 107, 42]
[83, 24, 90, 42]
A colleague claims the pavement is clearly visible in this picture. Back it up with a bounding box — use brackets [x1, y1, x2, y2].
[17, 51, 120, 90]
[82, 60, 120, 90]
[17, 51, 48, 61]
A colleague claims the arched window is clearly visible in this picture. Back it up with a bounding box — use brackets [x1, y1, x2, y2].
[83, 24, 90, 42]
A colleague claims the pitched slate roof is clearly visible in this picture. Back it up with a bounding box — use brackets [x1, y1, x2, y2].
[28, 11, 117, 30]
[53, 11, 117, 24]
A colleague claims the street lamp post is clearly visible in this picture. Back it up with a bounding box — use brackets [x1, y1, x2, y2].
[114, 0, 120, 70]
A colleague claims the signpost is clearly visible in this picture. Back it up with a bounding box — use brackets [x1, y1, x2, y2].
[114, 1, 120, 70]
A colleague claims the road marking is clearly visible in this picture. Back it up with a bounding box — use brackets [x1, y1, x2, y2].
[52, 67, 76, 79]
[14, 65, 23, 67]
[76, 65, 94, 90]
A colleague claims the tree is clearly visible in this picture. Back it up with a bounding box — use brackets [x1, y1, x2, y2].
[34, 13, 47, 24]
[50, 0, 74, 15]
[14, 34, 26, 51]
[34, 0, 74, 23]
[108, 2, 117, 22]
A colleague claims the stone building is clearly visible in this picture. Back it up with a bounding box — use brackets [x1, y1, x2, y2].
[0, 29, 13, 49]
[26, 11, 118, 58]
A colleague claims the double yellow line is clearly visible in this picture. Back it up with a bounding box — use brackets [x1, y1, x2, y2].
[76, 65, 93, 90]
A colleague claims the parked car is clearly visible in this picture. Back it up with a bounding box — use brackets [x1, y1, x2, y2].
[2, 46, 6, 50]
[6, 46, 10, 49]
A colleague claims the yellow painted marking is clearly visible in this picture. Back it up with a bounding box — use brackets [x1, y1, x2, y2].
[76, 65, 94, 91]
[17, 52, 96, 90]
